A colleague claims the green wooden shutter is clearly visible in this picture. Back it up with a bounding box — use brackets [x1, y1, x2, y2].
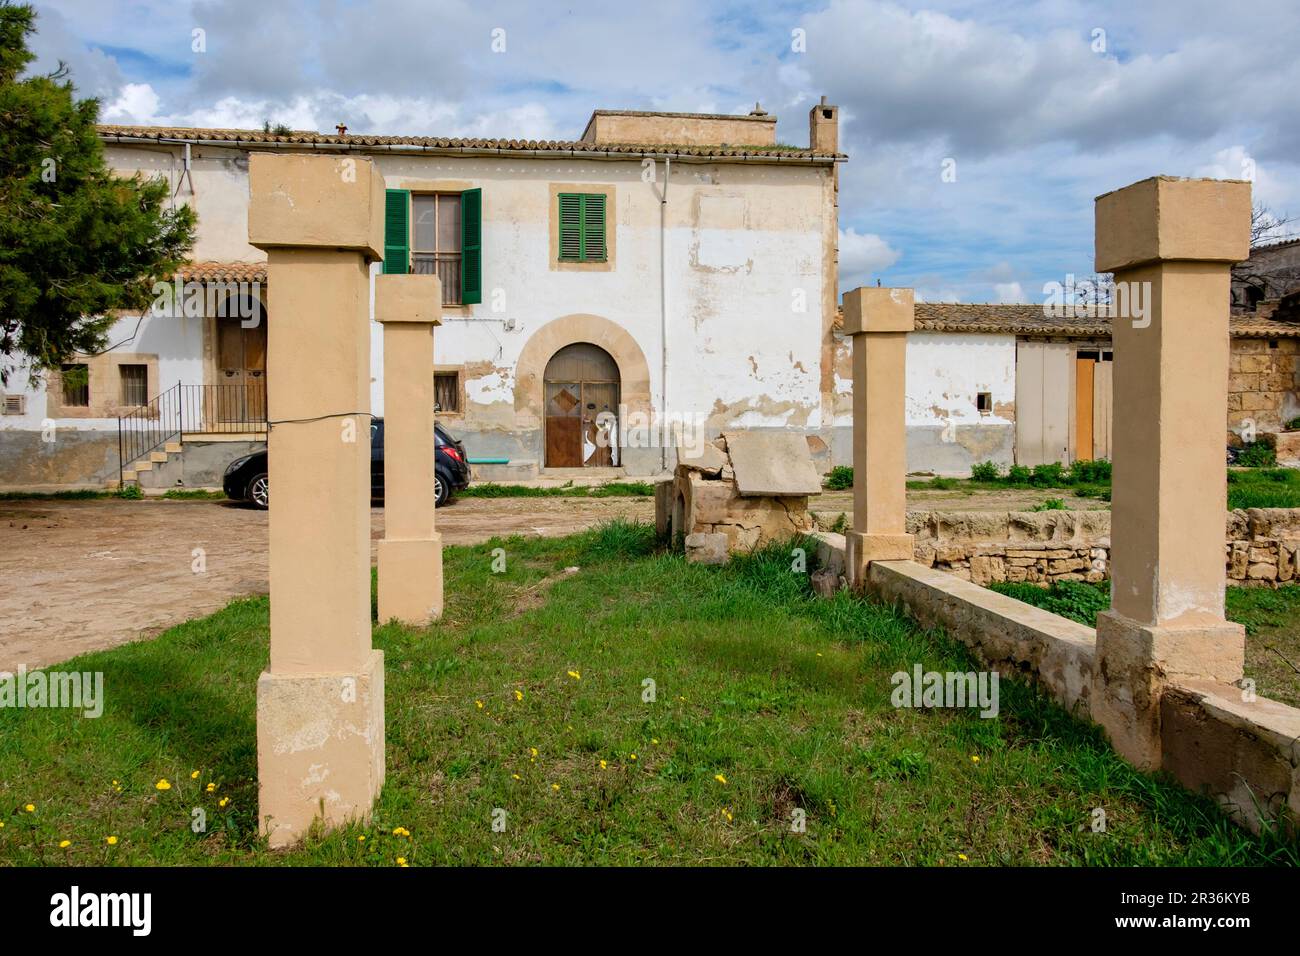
[582, 193, 606, 261]
[383, 189, 409, 275]
[461, 187, 482, 304]
[558, 193, 582, 261]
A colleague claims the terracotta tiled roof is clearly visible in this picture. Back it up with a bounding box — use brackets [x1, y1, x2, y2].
[832, 304, 1300, 343]
[175, 261, 267, 283]
[832, 301, 1300, 339]
[97, 124, 844, 163]
[914, 303, 1111, 336]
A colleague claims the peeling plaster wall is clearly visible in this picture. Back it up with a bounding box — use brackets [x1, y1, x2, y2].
[829, 331, 1016, 476]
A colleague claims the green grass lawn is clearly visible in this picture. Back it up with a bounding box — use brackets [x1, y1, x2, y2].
[989, 580, 1300, 708]
[2, 522, 1295, 866]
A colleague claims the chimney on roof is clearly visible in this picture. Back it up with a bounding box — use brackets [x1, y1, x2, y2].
[749, 102, 769, 117]
[809, 95, 838, 153]
[335, 123, 348, 135]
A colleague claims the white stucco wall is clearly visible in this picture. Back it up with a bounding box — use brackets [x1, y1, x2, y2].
[2, 140, 835, 483]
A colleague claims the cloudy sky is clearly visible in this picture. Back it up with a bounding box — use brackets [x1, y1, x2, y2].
[25, 0, 1300, 302]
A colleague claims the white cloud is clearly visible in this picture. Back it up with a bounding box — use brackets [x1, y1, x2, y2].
[994, 282, 1025, 303]
[839, 227, 900, 286]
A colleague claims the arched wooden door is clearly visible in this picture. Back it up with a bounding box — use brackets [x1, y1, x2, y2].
[544, 342, 620, 467]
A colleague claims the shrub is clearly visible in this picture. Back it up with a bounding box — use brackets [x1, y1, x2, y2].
[117, 484, 143, 500]
[1029, 462, 1067, 487]
[1286, 416, 1300, 431]
[1031, 498, 1067, 511]
[970, 460, 1000, 482]
[1070, 459, 1111, 483]
[823, 465, 854, 490]
[1006, 465, 1032, 485]
[1237, 441, 1278, 468]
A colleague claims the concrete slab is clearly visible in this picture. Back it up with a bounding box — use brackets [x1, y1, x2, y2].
[723, 431, 822, 497]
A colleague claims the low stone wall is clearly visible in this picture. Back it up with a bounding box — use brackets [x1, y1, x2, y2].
[849, 508, 1300, 589]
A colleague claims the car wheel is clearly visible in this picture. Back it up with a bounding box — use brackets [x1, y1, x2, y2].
[435, 472, 450, 508]
[248, 473, 269, 509]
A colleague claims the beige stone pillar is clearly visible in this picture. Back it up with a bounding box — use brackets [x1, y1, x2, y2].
[376, 274, 444, 624]
[248, 153, 386, 848]
[1091, 176, 1252, 768]
[844, 287, 915, 589]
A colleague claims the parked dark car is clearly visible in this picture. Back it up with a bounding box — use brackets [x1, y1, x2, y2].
[223, 418, 471, 509]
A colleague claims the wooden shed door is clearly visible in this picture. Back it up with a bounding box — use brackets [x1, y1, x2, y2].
[1015, 340, 1071, 466]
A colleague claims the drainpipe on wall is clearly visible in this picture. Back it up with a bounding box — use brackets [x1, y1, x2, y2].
[660, 155, 670, 474]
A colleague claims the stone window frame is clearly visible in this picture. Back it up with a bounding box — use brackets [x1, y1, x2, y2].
[45, 351, 161, 419]
[433, 365, 465, 418]
[549, 182, 616, 273]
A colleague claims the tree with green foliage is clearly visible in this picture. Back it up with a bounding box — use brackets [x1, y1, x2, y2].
[0, 1, 194, 383]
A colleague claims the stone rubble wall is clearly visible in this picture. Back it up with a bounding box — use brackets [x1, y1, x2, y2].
[812, 508, 1300, 588]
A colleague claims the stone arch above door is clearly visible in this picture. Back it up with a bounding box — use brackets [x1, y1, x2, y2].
[514, 314, 652, 429]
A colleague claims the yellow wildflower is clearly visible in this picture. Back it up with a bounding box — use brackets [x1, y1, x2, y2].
[155, 779, 171, 791]
[59, 840, 71, 848]
[714, 774, 727, 785]
[106, 836, 118, 846]
[206, 783, 216, 792]
[396, 857, 408, 867]
[629, 754, 637, 761]
[218, 797, 230, 808]
[599, 759, 608, 770]
[514, 690, 523, 701]
[970, 755, 980, 763]
[25, 804, 35, 813]
[551, 784, 560, 791]
[475, 700, 484, 709]
[190, 770, 200, 780]
[512, 773, 521, 780]
[567, 670, 581, 680]
[958, 853, 968, 861]
[358, 835, 366, 842]
[651, 738, 659, 745]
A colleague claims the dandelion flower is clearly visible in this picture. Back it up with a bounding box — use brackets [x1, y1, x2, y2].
[396, 857, 408, 866]
[651, 738, 659, 745]
[218, 797, 230, 808]
[206, 783, 216, 793]
[599, 759, 608, 771]
[567, 670, 581, 680]
[958, 853, 968, 861]
[392, 826, 410, 838]
[514, 690, 523, 701]
[0, 822, 5, 829]
[714, 774, 727, 785]
[511, 773, 521, 781]
[475, 700, 484, 710]
[155, 779, 171, 791]
[190, 770, 200, 780]
[59, 840, 71, 848]
[970, 755, 980, 763]
[530, 747, 538, 759]
[25, 804, 35, 813]
[629, 754, 637, 761]
[106, 836, 118, 846]
[551, 784, 560, 791]
[358, 836, 366, 843]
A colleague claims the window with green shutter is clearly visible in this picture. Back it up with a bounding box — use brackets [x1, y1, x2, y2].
[461, 187, 482, 304]
[557, 192, 607, 262]
[383, 188, 409, 275]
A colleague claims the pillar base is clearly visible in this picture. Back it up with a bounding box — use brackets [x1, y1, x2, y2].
[256, 649, 385, 849]
[377, 535, 444, 625]
[1091, 610, 1245, 769]
[847, 531, 914, 589]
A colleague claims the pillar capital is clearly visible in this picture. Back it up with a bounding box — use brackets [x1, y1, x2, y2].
[376, 274, 443, 326]
[248, 153, 386, 260]
[1094, 176, 1251, 273]
[842, 287, 914, 335]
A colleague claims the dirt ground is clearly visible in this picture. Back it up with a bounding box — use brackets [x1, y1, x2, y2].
[0, 484, 1101, 671]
